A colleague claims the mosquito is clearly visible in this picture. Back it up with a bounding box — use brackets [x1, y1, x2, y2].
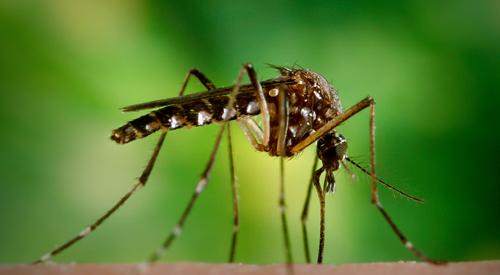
[33, 63, 438, 265]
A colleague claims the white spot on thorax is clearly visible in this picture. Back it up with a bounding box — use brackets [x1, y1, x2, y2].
[301, 107, 317, 122]
[268, 88, 279, 97]
[289, 125, 298, 137]
[313, 90, 323, 100]
[197, 110, 212, 125]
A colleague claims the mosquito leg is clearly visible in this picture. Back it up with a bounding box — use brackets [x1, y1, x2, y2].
[229, 63, 273, 152]
[291, 97, 374, 154]
[366, 102, 440, 264]
[300, 155, 319, 263]
[237, 117, 263, 150]
[121, 68, 216, 112]
[310, 167, 326, 264]
[186, 70, 241, 262]
[276, 83, 289, 156]
[279, 157, 293, 265]
[227, 124, 239, 262]
[178, 68, 216, 96]
[225, 64, 270, 146]
[149, 64, 257, 262]
[340, 159, 357, 181]
[33, 132, 167, 264]
[149, 124, 226, 262]
[33, 67, 217, 264]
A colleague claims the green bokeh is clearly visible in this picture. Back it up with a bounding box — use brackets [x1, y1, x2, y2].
[0, 0, 499, 264]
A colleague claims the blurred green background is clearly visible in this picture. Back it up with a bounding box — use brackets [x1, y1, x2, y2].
[0, 0, 499, 264]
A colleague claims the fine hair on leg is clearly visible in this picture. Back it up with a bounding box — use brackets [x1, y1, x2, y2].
[32, 68, 215, 264]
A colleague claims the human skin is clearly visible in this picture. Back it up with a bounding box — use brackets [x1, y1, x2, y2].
[1, 261, 499, 275]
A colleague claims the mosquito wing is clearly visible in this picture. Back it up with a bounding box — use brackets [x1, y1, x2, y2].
[121, 78, 295, 112]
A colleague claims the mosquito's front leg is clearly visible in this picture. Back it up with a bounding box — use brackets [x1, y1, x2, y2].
[365, 101, 441, 264]
[297, 97, 439, 263]
[291, 97, 374, 154]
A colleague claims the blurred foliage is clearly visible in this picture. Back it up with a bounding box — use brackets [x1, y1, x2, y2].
[0, 0, 499, 264]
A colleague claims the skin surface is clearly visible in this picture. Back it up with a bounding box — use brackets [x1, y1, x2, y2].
[2, 261, 499, 275]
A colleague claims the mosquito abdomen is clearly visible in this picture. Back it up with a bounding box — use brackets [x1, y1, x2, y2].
[111, 92, 260, 144]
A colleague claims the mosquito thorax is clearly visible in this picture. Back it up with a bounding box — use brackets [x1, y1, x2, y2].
[266, 68, 344, 156]
[317, 132, 347, 171]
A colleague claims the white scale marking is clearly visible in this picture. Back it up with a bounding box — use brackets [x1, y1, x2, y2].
[289, 125, 298, 137]
[173, 224, 182, 236]
[313, 90, 322, 100]
[78, 226, 92, 237]
[125, 126, 134, 134]
[246, 101, 259, 114]
[233, 225, 239, 233]
[197, 110, 212, 125]
[195, 178, 208, 194]
[300, 107, 312, 118]
[40, 253, 51, 262]
[169, 115, 183, 128]
[222, 108, 236, 120]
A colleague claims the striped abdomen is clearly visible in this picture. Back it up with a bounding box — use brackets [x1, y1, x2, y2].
[111, 91, 260, 144]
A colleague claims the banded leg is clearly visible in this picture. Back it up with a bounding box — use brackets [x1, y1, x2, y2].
[178, 68, 216, 96]
[293, 97, 437, 263]
[227, 124, 239, 262]
[149, 64, 256, 262]
[120, 68, 216, 112]
[240, 122, 294, 264]
[366, 101, 439, 264]
[33, 68, 216, 264]
[311, 167, 326, 264]
[301, 155, 319, 263]
[279, 157, 293, 265]
[33, 132, 167, 264]
[230, 64, 271, 150]
[149, 125, 226, 262]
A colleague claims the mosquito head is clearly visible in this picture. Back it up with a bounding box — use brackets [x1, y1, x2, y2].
[317, 132, 348, 172]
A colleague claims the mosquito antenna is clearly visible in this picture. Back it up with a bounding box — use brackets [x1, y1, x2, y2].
[345, 156, 424, 203]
